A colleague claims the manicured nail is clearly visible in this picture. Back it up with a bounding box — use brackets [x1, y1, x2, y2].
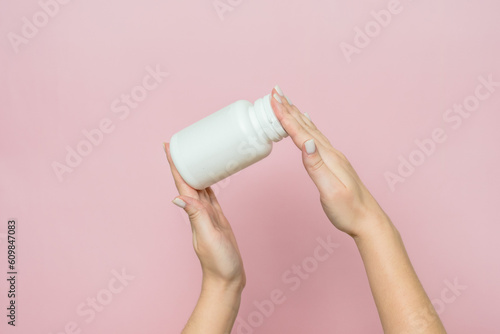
[172, 197, 186, 208]
[304, 113, 311, 121]
[285, 95, 293, 105]
[305, 139, 316, 155]
[273, 93, 282, 104]
[274, 85, 284, 96]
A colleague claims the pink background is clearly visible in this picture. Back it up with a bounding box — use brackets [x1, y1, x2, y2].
[1, 0, 499, 333]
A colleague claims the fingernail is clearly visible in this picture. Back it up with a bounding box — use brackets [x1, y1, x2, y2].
[172, 197, 186, 208]
[274, 85, 284, 96]
[285, 95, 293, 105]
[304, 113, 311, 121]
[273, 93, 282, 104]
[305, 139, 316, 155]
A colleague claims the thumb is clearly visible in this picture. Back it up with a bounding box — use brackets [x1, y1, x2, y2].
[172, 196, 213, 234]
[172, 196, 202, 219]
[302, 139, 344, 195]
[172, 196, 213, 236]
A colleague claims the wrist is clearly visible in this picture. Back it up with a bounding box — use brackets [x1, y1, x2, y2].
[352, 212, 398, 244]
[200, 278, 244, 312]
[201, 276, 245, 296]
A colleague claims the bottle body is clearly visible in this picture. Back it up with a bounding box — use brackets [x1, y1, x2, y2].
[169, 94, 286, 190]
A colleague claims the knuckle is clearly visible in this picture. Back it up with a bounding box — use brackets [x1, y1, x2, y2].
[280, 115, 293, 130]
[308, 157, 325, 172]
[188, 207, 206, 221]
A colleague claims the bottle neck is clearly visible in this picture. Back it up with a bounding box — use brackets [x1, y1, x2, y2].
[249, 94, 288, 142]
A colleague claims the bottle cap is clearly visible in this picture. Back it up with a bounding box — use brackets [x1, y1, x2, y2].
[254, 94, 288, 142]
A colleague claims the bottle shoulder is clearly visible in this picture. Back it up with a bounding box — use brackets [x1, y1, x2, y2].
[230, 99, 253, 110]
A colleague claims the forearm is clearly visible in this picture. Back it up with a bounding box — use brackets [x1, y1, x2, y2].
[182, 280, 243, 334]
[354, 217, 446, 334]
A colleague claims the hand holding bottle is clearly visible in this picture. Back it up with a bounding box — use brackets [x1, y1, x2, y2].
[168, 87, 446, 334]
[271, 86, 445, 333]
[270, 86, 389, 238]
[164, 142, 245, 289]
[165, 142, 245, 334]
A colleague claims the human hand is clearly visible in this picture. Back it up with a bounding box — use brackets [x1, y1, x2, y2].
[164, 143, 246, 291]
[270, 86, 390, 238]
[270, 87, 446, 334]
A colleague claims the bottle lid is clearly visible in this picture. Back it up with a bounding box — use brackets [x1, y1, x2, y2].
[254, 94, 288, 142]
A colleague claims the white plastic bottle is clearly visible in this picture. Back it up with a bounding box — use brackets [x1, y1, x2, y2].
[169, 94, 288, 190]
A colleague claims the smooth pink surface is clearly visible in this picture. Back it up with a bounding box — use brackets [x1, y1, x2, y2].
[1, 1, 499, 333]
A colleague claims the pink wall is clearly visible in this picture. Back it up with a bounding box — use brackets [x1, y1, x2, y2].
[1, 0, 499, 333]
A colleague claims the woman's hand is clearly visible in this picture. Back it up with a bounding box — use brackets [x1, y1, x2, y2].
[270, 86, 389, 238]
[271, 87, 446, 333]
[165, 143, 245, 333]
[164, 142, 245, 291]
